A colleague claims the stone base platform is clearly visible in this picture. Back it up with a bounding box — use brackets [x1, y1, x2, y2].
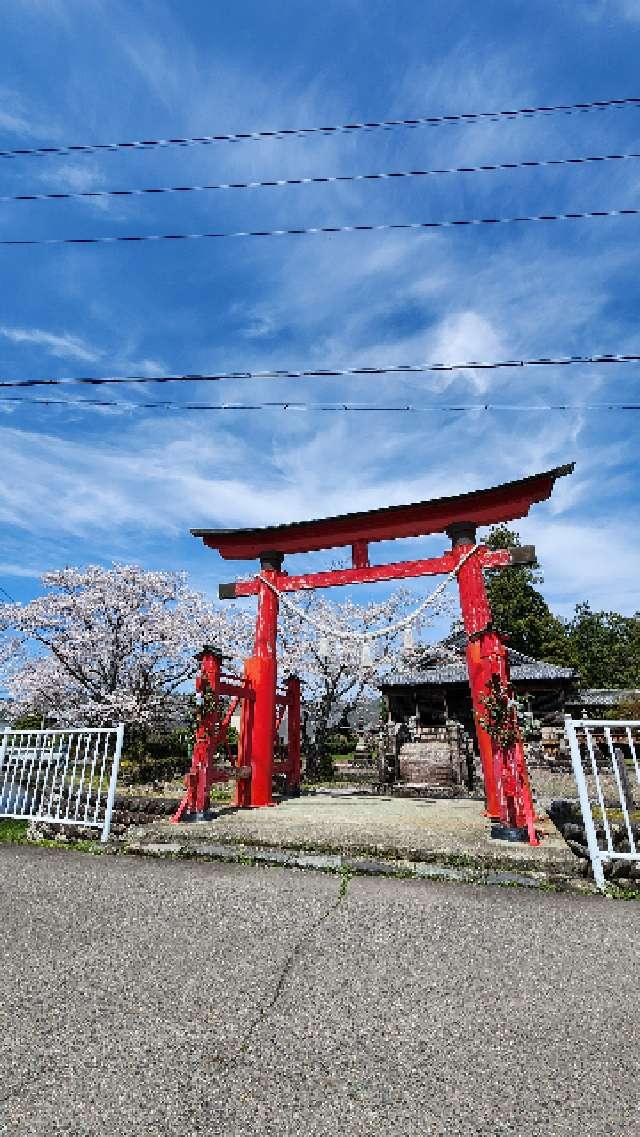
[121, 791, 579, 883]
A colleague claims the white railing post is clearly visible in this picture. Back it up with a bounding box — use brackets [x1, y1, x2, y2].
[101, 723, 124, 843]
[1, 726, 125, 837]
[0, 729, 8, 807]
[565, 715, 607, 890]
[0, 728, 8, 772]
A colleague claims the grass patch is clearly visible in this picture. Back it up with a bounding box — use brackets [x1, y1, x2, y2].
[592, 808, 640, 823]
[605, 884, 640, 901]
[0, 818, 28, 843]
[208, 785, 234, 803]
[0, 817, 102, 854]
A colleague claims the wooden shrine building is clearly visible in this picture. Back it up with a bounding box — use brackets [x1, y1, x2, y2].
[381, 642, 578, 736]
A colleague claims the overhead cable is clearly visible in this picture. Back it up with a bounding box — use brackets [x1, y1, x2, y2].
[0, 395, 639, 413]
[2, 205, 638, 247]
[3, 150, 639, 205]
[1, 96, 638, 159]
[0, 352, 638, 391]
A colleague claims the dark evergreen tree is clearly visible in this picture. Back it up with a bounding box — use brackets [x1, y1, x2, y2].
[481, 526, 640, 688]
[564, 603, 640, 688]
[483, 525, 571, 664]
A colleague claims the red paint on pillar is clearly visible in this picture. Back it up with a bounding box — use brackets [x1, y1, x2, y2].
[248, 564, 281, 806]
[351, 540, 370, 569]
[172, 648, 222, 821]
[454, 552, 539, 843]
[235, 659, 254, 808]
[454, 544, 502, 818]
[490, 635, 539, 843]
[464, 637, 500, 816]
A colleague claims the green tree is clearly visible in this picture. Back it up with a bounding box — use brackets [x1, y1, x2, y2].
[483, 525, 571, 664]
[564, 603, 640, 688]
[481, 526, 640, 689]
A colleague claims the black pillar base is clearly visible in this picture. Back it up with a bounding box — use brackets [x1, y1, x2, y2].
[490, 822, 529, 843]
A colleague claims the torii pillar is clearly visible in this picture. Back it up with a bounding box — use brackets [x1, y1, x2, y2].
[448, 521, 509, 818]
[243, 551, 283, 807]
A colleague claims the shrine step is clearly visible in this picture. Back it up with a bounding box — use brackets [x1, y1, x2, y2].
[398, 740, 460, 786]
[375, 782, 469, 799]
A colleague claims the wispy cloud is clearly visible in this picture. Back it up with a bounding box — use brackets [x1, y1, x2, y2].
[0, 400, 635, 615]
[33, 161, 117, 213]
[0, 0, 638, 622]
[0, 326, 103, 363]
[582, 0, 640, 22]
[0, 562, 44, 581]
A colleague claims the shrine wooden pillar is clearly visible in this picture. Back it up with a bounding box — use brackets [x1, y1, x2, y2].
[178, 647, 222, 819]
[244, 551, 283, 807]
[448, 523, 503, 818]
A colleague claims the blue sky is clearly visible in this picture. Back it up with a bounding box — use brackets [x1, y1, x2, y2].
[1, 0, 640, 623]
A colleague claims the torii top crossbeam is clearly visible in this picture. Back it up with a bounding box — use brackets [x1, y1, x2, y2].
[192, 463, 574, 560]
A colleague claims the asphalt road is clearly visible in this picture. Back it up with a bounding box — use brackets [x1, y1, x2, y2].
[0, 846, 638, 1137]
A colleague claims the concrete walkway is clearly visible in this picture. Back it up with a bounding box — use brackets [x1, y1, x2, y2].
[1, 845, 637, 1137]
[125, 791, 578, 878]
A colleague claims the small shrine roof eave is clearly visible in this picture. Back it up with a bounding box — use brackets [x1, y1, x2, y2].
[191, 462, 574, 560]
[381, 660, 578, 690]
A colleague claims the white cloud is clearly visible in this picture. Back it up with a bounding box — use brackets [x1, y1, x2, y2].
[425, 311, 507, 393]
[0, 562, 43, 581]
[582, 0, 640, 21]
[38, 163, 103, 194]
[519, 517, 640, 615]
[0, 325, 103, 363]
[0, 85, 58, 139]
[0, 109, 30, 134]
[0, 384, 635, 615]
[34, 161, 116, 213]
[1, 3, 638, 626]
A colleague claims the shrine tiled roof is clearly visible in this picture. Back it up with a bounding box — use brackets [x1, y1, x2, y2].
[381, 648, 576, 689]
[568, 688, 640, 707]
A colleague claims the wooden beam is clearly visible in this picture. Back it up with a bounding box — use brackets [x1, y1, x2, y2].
[219, 545, 534, 599]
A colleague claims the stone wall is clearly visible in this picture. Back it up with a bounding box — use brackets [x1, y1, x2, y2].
[548, 798, 640, 881]
[525, 726, 572, 768]
[26, 792, 181, 843]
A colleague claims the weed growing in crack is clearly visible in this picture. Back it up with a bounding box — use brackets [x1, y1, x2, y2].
[338, 866, 352, 898]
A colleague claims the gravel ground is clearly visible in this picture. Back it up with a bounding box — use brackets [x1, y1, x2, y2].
[1, 845, 638, 1137]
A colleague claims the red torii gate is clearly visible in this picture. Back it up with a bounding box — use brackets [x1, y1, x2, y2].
[191, 463, 573, 844]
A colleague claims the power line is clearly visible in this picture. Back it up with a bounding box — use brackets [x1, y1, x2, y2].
[1, 395, 639, 413]
[1, 353, 639, 391]
[2, 205, 638, 248]
[3, 150, 639, 206]
[1, 96, 638, 160]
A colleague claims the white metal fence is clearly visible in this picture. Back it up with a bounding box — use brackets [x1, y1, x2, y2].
[0, 725, 124, 842]
[564, 716, 640, 889]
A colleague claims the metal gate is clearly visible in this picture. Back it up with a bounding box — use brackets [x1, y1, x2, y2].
[0, 725, 124, 842]
[564, 716, 640, 889]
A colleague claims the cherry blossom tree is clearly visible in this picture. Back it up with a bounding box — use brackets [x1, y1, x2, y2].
[0, 564, 252, 726]
[0, 562, 457, 777]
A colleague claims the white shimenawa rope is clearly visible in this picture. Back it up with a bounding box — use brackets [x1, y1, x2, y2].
[257, 544, 479, 644]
